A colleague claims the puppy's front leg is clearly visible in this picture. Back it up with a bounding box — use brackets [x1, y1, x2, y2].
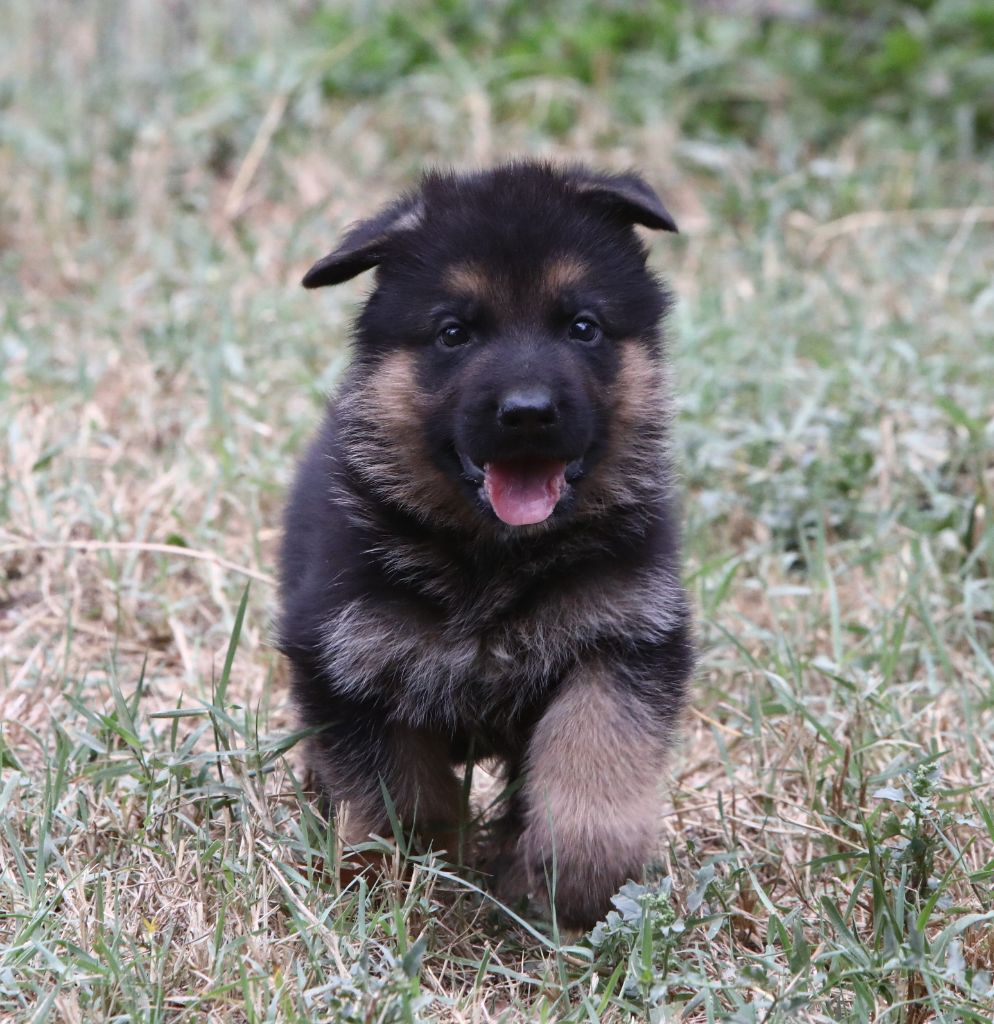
[305, 694, 462, 854]
[502, 662, 678, 928]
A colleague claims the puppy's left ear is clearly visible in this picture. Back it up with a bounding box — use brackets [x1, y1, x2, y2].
[302, 193, 424, 288]
[574, 170, 678, 233]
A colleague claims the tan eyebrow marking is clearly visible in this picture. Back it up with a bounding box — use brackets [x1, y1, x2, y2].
[443, 263, 493, 296]
[542, 256, 589, 294]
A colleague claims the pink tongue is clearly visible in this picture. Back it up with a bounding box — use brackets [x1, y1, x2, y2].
[484, 459, 567, 526]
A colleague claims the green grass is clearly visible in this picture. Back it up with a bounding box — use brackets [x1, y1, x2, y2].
[2, 1, 993, 1020]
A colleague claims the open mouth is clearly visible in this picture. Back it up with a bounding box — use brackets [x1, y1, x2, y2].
[458, 450, 585, 526]
[483, 458, 568, 526]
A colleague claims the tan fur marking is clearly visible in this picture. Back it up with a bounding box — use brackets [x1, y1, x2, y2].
[340, 351, 476, 528]
[612, 341, 667, 436]
[501, 662, 670, 925]
[442, 262, 508, 307]
[541, 256, 588, 294]
[444, 262, 488, 294]
[581, 339, 670, 516]
[525, 665, 666, 848]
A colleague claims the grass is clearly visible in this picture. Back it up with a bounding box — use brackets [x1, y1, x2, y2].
[1, 1, 993, 1020]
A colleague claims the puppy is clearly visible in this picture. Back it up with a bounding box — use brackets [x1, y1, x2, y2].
[278, 161, 694, 928]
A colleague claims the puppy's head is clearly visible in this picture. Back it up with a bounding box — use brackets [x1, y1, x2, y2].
[304, 162, 678, 532]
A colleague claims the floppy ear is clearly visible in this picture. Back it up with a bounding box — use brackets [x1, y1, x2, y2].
[573, 170, 678, 233]
[301, 193, 424, 288]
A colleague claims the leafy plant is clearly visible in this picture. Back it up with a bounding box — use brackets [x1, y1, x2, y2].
[588, 879, 685, 1007]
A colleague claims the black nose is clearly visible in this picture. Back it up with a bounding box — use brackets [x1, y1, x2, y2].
[497, 387, 558, 430]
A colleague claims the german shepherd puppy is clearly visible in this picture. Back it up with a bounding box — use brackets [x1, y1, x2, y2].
[278, 162, 694, 928]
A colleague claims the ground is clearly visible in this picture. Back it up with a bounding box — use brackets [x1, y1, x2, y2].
[1, 2, 993, 1021]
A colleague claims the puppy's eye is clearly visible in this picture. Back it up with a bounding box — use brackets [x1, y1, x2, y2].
[438, 323, 471, 348]
[569, 317, 601, 344]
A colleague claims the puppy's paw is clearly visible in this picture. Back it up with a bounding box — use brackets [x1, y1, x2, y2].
[491, 847, 554, 928]
[502, 827, 646, 929]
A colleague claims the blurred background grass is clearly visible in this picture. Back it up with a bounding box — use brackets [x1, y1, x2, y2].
[2, 2, 993, 1021]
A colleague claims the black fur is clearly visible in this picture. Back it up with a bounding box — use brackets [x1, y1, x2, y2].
[278, 162, 693, 928]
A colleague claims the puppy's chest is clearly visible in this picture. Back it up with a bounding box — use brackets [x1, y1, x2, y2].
[319, 563, 679, 731]
[319, 581, 592, 728]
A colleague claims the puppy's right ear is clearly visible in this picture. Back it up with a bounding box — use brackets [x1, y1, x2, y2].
[301, 193, 424, 288]
[572, 169, 678, 233]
